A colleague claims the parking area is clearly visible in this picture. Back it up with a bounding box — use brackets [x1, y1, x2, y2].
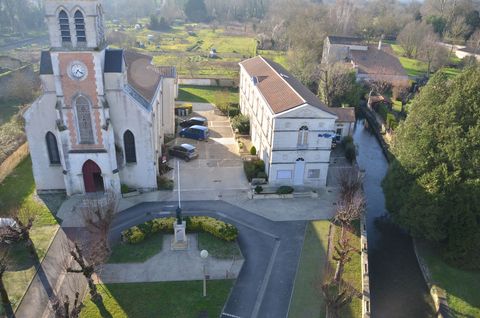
[170, 102, 249, 191]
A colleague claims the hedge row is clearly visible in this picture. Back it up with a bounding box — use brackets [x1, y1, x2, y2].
[121, 216, 238, 244]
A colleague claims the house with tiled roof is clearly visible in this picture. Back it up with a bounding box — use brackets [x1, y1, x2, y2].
[239, 56, 354, 187]
[24, 0, 177, 195]
[322, 35, 409, 87]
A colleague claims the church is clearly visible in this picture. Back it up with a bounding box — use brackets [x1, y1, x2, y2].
[24, 0, 177, 196]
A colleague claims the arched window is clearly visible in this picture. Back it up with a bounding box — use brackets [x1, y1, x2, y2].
[46, 132, 61, 164]
[74, 10, 86, 43]
[75, 96, 94, 144]
[123, 130, 137, 163]
[59, 10, 71, 44]
[298, 126, 309, 147]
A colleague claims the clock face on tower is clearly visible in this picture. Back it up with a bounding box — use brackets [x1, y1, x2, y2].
[69, 62, 87, 80]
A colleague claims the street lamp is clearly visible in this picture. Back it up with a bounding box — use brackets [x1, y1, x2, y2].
[200, 249, 209, 297]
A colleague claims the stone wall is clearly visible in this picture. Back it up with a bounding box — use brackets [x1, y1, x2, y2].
[178, 78, 237, 87]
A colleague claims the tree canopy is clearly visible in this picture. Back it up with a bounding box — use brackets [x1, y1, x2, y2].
[383, 67, 480, 269]
[184, 0, 209, 23]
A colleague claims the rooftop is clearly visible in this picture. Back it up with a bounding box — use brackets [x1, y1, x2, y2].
[239, 56, 334, 115]
[327, 35, 365, 46]
[350, 46, 407, 77]
[329, 107, 355, 122]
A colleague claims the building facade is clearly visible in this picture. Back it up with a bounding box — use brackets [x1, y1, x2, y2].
[239, 56, 341, 187]
[24, 0, 176, 196]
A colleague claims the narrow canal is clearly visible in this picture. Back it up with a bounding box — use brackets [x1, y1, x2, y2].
[353, 119, 436, 318]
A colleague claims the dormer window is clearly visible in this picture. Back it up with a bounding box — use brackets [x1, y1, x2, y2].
[74, 10, 86, 43]
[59, 10, 71, 44]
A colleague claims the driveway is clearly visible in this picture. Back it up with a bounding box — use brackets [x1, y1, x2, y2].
[172, 102, 249, 192]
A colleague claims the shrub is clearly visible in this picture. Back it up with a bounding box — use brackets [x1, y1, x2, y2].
[254, 185, 263, 194]
[122, 216, 238, 244]
[157, 176, 174, 190]
[250, 146, 257, 155]
[231, 114, 250, 134]
[243, 159, 265, 181]
[256, 171, 267, 179]
[386, 113, 398, 130]
[121, 184, 130, 194]
[341, 136, 353, 146]
[345, 142, 356, 163]
[276, 186, 294, 195]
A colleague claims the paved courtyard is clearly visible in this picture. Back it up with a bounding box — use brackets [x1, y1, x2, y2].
[170, 102, 249, 192]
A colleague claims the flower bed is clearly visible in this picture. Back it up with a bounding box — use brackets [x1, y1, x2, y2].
[121, 216, 238, 244]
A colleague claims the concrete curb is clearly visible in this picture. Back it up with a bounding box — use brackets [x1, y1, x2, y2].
[360, 213, 371, 317]
[412, 239, 451, 318]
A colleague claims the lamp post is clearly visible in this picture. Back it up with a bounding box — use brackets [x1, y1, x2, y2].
[200, 249, 209, 297]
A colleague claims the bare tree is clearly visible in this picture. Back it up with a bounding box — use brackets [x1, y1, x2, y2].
[398, 21, 430, 58]
[321, 266, 355, 318]
[318, 62, 360, 107]
[332, 233, 357, 283]
[0, 249, 14, 318]
[0, 207, 35, 256]
[81, 191, 118, 258]
[51, 292, 83, 318]
[66, 242, 102, 302]
[467, 29, 480, 55]
[419, 27, 440, 77]
[446, 16, 468, 45]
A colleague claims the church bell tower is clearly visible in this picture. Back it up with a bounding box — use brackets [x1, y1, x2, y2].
[44, 0, 106, 50]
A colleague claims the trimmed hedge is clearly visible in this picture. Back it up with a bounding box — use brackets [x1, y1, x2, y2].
[121, 216, 238, 244]
[276, 186, 294, 195]
[243, 159, 265, 181]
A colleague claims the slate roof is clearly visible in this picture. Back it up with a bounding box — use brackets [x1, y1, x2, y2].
[327, 35, 365, 45]
[124, 50, 162, 104]
[350, 46, 407, 77]
[104, 49, 124, 73]
[329, 107, 355, 122]
[239, 56, 335, 115]
[39, 51, 53, 75]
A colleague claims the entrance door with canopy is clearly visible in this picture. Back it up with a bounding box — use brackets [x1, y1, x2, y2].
[82, 160, 104, 193]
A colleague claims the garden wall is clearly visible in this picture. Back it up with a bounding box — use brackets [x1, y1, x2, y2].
[178, 78, 237, 87]
[0, 142, 29, 183]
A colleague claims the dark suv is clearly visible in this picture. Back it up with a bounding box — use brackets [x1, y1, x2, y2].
[168, 144, 199, 161]
[179, 117, 207, 128]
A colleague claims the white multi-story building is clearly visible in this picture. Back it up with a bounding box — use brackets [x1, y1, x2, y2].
[239, 56, 354, 187]
[24, 0, 177, 195]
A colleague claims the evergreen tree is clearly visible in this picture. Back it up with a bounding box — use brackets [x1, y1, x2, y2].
[383, 67, 480, 269]
[184, 0, 209, 23]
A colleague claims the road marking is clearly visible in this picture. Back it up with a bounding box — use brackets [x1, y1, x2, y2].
[216, 212, 278, 239]
[251, 239, 281, 318]
[222, 313, 242, 318]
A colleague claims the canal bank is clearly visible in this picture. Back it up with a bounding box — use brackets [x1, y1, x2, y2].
[353, 119, 436, 318]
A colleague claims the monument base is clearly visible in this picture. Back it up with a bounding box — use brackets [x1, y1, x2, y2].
[171, 221, 188, 251]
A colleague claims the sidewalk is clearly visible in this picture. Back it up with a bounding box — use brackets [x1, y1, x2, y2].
[98, 234, 243, 284]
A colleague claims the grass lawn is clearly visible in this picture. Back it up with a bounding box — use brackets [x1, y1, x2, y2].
[416, 241, 480, 317]
[0, 156, 60, 313]
[80, 280, 234, 318]
[288, 221, 330, 318]
[197, 232, 241, 260]
[108, 234, 163, 264]
[177, 85, 238, 104]
[121, 24, 260, 79]
[0, 99, 22, 125]
[390, 43, 428, 77]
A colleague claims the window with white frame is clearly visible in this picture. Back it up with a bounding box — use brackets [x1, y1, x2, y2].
[298, 126, 309, 148]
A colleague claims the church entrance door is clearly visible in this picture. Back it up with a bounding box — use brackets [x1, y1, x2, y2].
[82, 160, 104, 193]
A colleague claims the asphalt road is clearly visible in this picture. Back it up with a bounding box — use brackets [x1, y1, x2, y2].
[110, 200, 307, 318]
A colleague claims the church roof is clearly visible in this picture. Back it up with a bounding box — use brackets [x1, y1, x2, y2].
[39, 51, 53, 75]
[104, 49, 124, 73]
[124, 50, 162, 105]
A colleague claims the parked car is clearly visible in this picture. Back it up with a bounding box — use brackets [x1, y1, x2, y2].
[179, 125, 209, 141]
[168, 144, 198, 161]
[179, 117, 207, 128]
